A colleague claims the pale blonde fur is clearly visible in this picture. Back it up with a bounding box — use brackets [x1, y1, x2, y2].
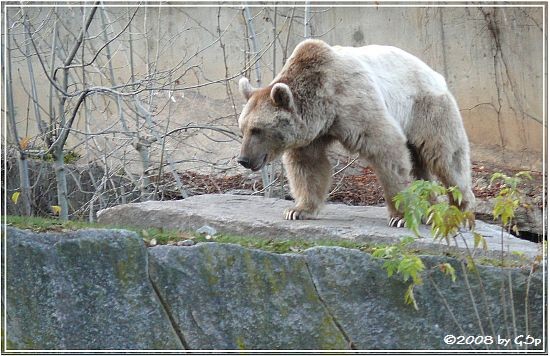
[237, 39, 475, 223]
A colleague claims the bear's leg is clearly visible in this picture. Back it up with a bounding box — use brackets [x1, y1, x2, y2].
[407, 142, 433, 181]
[410, 94, 475, 211]
[432, 148, 476, 211]
[408, 142, 441, 216]
[412, 142, 475, 212]
[282, 138, 333, 220]
[364, 137, 412, 228]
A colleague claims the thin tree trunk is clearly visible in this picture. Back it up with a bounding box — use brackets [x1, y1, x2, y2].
[53, 3, 99, 220]
[48, 16, 58, 147]
[6, 25, 32, 216]
[24, 16, 46, 140]
[100, 4, 129, 131]
[52, 147, 69, 220]
[244, 6, 273, 197]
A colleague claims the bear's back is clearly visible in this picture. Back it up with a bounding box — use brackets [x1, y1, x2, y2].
[332, 44, 448, 96]
[330, 44, 451, 129]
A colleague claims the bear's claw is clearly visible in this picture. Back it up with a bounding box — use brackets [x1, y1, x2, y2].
[284, 208, 313, 220]
[425, 212, 434, 225]
[388, 217, 406, 228]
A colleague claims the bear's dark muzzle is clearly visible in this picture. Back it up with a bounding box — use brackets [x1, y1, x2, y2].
[237, 157, 252, 169]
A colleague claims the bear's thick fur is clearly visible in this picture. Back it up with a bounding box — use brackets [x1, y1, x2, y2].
[237, 39, 474, 227]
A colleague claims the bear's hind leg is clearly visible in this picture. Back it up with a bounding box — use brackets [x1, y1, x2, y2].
[412, 139, 475, 211]
[364, 136, 412, 228]
[282, 137, 333, 220]
[431, 148, 476, 211]
[407, 142, 433, 181]
[411, 94, 475, 211]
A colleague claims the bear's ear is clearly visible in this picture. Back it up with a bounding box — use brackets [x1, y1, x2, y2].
[270, 83, 294, 110]
[239, 77, 255, 100]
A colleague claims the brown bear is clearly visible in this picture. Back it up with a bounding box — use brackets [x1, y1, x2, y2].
[237, 39, 475, 227]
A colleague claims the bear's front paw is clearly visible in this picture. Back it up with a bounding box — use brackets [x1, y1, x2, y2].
[284, 208, 315, 220]
[388, 216, 407, 228]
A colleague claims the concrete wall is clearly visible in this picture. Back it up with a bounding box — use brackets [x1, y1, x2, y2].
[318, 6, 544, 169]
[6, 5, 544, 170]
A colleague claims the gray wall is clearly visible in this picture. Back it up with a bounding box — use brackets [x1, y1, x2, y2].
[6, 5, 544, 170]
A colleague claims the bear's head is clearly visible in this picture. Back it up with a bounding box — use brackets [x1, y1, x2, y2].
[236, 77, 303, 171]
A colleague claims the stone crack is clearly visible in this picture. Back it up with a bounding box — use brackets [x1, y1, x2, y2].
[146, 258, 190, 350]
[303, 257, 357, 350]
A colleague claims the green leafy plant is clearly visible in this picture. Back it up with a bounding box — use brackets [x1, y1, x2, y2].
[378, 171, 537, 318]
[373, 181, 476, 310]
[393, 180, 475, 242]
[372, 237, 425, 310]
[392, 180, 445, 236]
[490, 171, 532, 232]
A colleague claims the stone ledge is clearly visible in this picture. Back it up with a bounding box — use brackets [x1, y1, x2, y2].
[5, 227, 184, 350]
[97, 194, 541, 259]
[5, 226, 544, 350]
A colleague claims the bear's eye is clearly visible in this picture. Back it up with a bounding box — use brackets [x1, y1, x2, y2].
[250, 127, 262, 136]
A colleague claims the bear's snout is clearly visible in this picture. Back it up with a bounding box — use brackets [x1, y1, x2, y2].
[237, 154, 268, 171]
[237, 156, 252, 169]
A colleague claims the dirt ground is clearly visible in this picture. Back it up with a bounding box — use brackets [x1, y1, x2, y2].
[166, 160, 544, 209]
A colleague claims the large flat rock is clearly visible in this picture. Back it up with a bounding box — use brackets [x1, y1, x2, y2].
[304, 247, 544, 350]
[148, 243, 349, 349]
[97, 194, 540, 259]
[5, 226, 544, 351]
[5, 227, 184, 350]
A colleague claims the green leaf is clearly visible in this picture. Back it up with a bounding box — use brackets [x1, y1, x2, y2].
[512, 251, 525, 257]
[490, 172, 506, 185]
[466, 256, 476, 272]
[473, 232, 488, 251]
[463, 211, 475, 230]
[397, 255, 424, 285]
[51, 205, 62, 215]
[449, 186, 463, 206]
[400, 236, 416, 247]
[439, 263, 456, 282]
[11, 191, 20, 205]
[384, 260, 399, 278]
[394, 198, 401, 211]
[515, 171, 532, 180]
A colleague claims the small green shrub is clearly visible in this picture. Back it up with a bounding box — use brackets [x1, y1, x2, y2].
[374, 171, 536, 310]
[490, 171, 532, 232]
[372, 237, 425, 310]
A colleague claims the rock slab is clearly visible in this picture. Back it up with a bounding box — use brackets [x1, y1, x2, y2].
[5, 227, 183, 350]
[5, 226, 545, 351]
[149, 243, 349, 350]
[304, 247, 544, 350]
[97, 194, 541, 258]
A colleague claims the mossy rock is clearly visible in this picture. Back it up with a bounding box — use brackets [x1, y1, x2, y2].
[5, 226, 183, 350]
[148, 243, 349, 350]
